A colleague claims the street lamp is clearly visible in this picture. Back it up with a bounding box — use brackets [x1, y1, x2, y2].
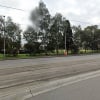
[65, 31, 67, 52]
[3, 16, 5, 57]
[64, 20, 68, 56]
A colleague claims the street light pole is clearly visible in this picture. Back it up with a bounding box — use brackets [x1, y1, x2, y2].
[65, 32, 66, 52]
[3, 16, 5, 57]
[63, 19, 68, 56]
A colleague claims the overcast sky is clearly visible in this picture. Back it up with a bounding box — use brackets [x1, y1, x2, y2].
[0, 0, 100, 30]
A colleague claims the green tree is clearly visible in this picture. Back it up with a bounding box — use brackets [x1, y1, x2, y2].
[63, 19, 73, 54]
[31, 1, 50, 54]
[23, 26, 40, 55]
[73, 25, 100, 53]
[72, 25, 83, 52]
[0, 16, 4, 53]
[83, 25, 98, 51]
[6, 17, 21, 56]
[50, 13, 63, 55]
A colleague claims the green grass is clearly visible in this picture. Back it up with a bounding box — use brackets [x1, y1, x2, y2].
[0, 54, 3, 59]
[17, 54, 30, 58]
[79, 49, 100, 54]
[0, 50, 100, 60]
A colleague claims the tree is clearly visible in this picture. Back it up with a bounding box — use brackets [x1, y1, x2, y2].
[50, 13, 63, 54]
[94, 29, 100, 51]
[25, 1, 75, 55]
[6, 17, 21, 56]
[73, 25, 100, 53]
[31, 1, 51, 54]
[72, 25, 83, 52]
[23, 26, 40, 55]
[63, 19, 73, 54]
[0, 16, 4, 53]
[83, 25, 98, 51]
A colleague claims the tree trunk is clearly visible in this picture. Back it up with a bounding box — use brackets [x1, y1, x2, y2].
[56, 47, 59, 55]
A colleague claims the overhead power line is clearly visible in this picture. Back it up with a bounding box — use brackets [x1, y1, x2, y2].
[0, 4, 27, 12]
[0, 4, 95, 24]
[70, 19, 90, 25]
[0, 4, 100, 26]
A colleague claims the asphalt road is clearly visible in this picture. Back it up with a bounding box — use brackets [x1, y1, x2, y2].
[0, 54, 100, 89]
[0, 54, 100, 100]
[1, 54, 100, 69]
[28, 70, 100, 100]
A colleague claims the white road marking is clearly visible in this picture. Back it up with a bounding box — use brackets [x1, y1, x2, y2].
[24, 70, 100, 100]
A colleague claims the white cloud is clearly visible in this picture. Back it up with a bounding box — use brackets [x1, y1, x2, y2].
[90, 17, 100, 25]
[0, 0, 100, 30]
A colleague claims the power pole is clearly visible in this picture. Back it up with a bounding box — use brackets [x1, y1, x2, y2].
[3, 16, 5, 57]
[63, 19, 68, 56]
[65, 32, 66, 52]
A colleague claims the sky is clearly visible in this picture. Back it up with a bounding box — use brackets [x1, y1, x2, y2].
[0, 0, 100, 30]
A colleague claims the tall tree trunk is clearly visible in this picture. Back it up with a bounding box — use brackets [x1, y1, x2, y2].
[56, 46, 59, 55]
[66, 47, 69, 55]
[85, 48, 86, 53]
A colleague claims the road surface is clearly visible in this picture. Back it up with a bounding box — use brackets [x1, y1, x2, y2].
[0, 54, 100, 89]
[28, 70, 100, 100]
[0, 54, 100, 100]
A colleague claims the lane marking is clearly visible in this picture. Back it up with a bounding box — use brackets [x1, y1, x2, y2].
[24, 70, 100, 99]
[1, 70, 100, 100]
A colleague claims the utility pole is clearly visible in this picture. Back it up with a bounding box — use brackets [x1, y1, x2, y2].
[63, 19, 68, 56]
[65, 32, 66, 52]
[3, 16, 5, 57]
